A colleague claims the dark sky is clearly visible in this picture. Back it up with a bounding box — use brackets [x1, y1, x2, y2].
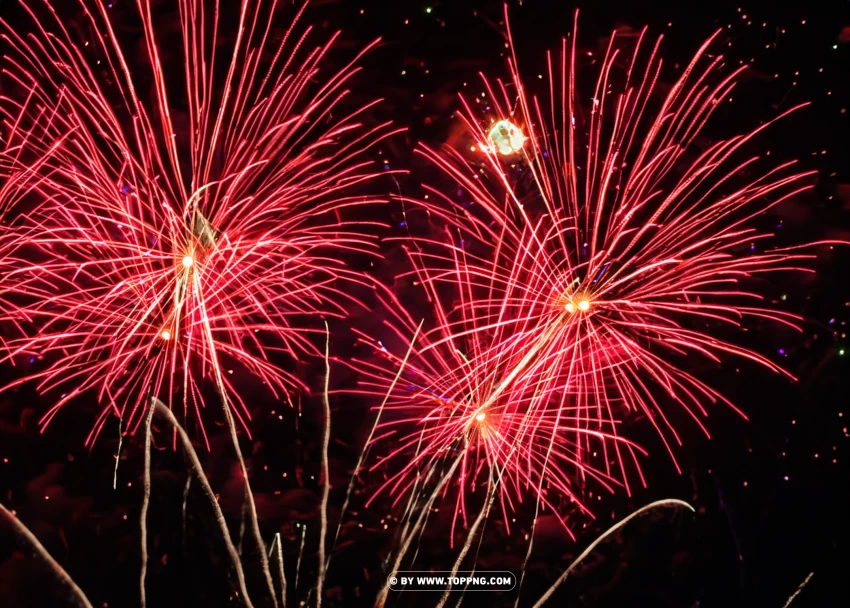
[1, 1, 848, 607]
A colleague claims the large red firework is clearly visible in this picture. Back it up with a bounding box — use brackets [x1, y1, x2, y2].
[390, 7, 837, 502]
[348, 284, 646, 544]
[0, 0, 399, 446]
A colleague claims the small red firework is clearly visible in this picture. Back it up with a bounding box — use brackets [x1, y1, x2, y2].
[0, 0, 400, 446]
[394, 7, 838, 495]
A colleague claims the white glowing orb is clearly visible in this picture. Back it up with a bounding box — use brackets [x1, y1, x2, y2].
[160, 329, 172, 341]
[487, 120, 525, 156]
[566, 299, 591, 313]
[182, 255, 194, 268]
[475, 412, 486, 422]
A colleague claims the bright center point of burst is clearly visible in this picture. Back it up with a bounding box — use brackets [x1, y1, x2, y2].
[160, 329, 171, 341]
[487, 119, 525, 156]
[475, 412, 486, 422]
[182, 255, 194, 268]
[565, 300, 591, 313]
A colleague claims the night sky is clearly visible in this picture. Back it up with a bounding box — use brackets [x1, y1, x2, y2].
[1, 1, 848, 607]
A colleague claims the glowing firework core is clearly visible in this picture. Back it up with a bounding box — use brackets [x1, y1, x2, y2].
[475, 412, 486, 422]
[487, 120, 525, 155]
[181, 255, 194, 268]
[160, 330, 171, 341]
[565, 299, 591, 313]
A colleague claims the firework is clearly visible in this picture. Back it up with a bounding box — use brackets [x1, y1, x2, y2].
[395, 6, 835, 496]
[346, 284, 644, 547]
[0, 0, 400, 443]
[0, 2, 402, 605]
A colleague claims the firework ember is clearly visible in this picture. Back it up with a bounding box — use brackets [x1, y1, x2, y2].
[0, 0, 400, 446]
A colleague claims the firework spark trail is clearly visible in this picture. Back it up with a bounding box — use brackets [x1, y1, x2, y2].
[0, 1, 399, 604]
[324, 318, 424, 581]
[153, 398, 254, 607]
[294, 524, 307, 600]
[139, 399, 156, 606]
[0, 503, 94, 608]
[374, 453, 465, 608]
[316, 322, 331, 608]
[531, 499, 694, 607]
[782, 572, 814, 608]
[393, 5, 839, 502]
[269, 533, 288, 608]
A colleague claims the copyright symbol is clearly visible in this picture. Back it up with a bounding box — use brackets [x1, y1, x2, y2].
[389, 576, 398, 586]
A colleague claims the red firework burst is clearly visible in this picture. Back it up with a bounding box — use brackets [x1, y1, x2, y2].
[391, 7, 840, 497]
[347, 285, 645, 543]
[0, 0, 400, 446]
